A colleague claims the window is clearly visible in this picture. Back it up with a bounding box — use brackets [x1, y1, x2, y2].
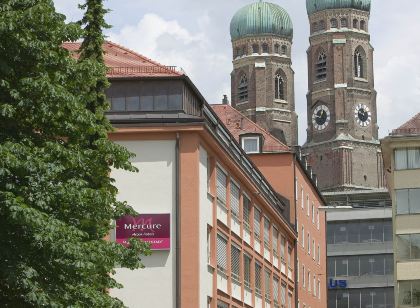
[308, 271, 311, 293]
[254, 207, 261, 240]
[207, 227, 211, 264]
[317, 245, 320, 264]
[330, 18, 338, 28]
[242, 136, 260, 154]
[341, 18, 348, 28]
[216, 167, 227, 207]
[318, 280, 321, 299]
[315, 51, 327, 80]
[319, 20, 326, 31]
[281, 236, 286, 261]
[273, 276, 280, 305]
[312, 204, 315, 223]
[281, 45, 287, 55]
[302, 225, 305, 248]
[288, 245, 293, 273]
[244, 254, 251, 289]
[395, 148, 420, 170]
[354, 47, 366, 78]
[312, 22, 318, 32]
[313, 275, 317, 297]
[273, 227, 279, 257]
[242, 46, 247, 56]
[288, 291, 293, 308]
[274, 44, 280, 54]
[297, 259, 300, 283]
[396, 234, 420, 261]
[231, 244, 241, 283]
[360, 20, 366, 31]
[255, 262, 262, 296]
[295, 178, 298, 201]
[317, 210, 320, 230]
[264, 217, 270, 249]
[252, 44, 259, 54]
[275, 72, 285, 100]
[307, 195, 310, 216]
[265, 269, 271, 301]
[398, 280, 420, 306]
[302, 265, 306, 288]
[301, 187, 304, 209]
[243, 195, 251, 231]
[217, 301, 229, 308]
[312, 239, 316, 260]
[353, 19, 359, 29]
[216, 234, 228, 273]
[281, 283, 287, 306]
[396, 188, 420, 214]
[238, 74, 248, 102]
[262, 43, 269, 54]
[230, 181, 240, 220]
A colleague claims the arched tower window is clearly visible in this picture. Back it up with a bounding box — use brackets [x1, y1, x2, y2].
[354, 47, 366, 78]
[281, 45, 287, 55]
[274, 71, 286, 100]
[252, 44, 259, 54]
[319, 20, 326, 31]
[360, 20, 366, 31]
[274, 44, 280, 54]
[315, 51, 327, 80]
[238, 74, 248, 102]
[330, 18, 338, 28]
[262, 43, 269, 54]
[242, 46, 247, 56]
[341, 18, 348, 28]
[353, 19, 359, 29]
[312, 22, 318, 33]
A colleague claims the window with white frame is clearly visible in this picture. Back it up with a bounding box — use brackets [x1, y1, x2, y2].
[207, 226, 211, 264]
[281, 235, 286, 261]
[273, 227, 279, 257]
[307, 195, 310, 216]
[308, 271, 311, 293]
[231, 244, 241, 283]
[255, 262, 262, 296]
[216, 167, 227, 208]
[274, 73, 285, 100]
[230, 181, 240, 220]
[395, 148, 420, 170]
[312, 203, 315, 223]
[243, 194, 251, 231]
[308, 233, 311, 255]
[281, 283, 286, 307]
[244, 254, 251, 289]
[217, 234, 228, 273]
[302, 265, 306, 288]
[254, 207, 261, 241]
[265, 269, 271, 301]
[302, 225, 305, 248]
[313, 274, 316, 297]
[317, 209, 320, 230]
[273, 276, 280, 306]
[264, 216, 270, 249]
[295, 178, 298, 201]
[241, 136, 260, 154]
[288, 244, 293, 273]
[318, 280, 321, 299]
[313, 239, 316, 260]
[317, 244, 320, 264]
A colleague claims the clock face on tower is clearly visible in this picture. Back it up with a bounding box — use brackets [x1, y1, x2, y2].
[354, 104, 371, 127]
[312, 105, 331, 131]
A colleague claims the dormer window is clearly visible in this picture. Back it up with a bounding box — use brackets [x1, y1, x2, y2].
[241, 135, 261, 154]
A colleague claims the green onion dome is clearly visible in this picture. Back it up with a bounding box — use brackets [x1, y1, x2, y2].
[306, 0, 371, 15]
[230, 1, 293, 40]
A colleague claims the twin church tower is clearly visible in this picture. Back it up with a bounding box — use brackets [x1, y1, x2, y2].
[229, 0, 385, 192]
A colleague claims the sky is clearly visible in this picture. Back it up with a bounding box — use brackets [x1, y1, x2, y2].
[54, 0, 420, 145]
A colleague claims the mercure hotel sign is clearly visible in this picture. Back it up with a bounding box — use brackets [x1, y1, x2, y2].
[116, 214, 170, 250]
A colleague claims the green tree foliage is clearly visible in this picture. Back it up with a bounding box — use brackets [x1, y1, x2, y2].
[0, 0, 150, 306]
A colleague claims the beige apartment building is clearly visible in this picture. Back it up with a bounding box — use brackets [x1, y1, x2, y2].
[382, 113, 420, 308]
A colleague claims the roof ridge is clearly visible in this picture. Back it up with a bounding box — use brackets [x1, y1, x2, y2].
[212, 104, 289, 149]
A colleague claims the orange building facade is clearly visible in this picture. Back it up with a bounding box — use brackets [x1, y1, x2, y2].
[213, 105, 327, 308]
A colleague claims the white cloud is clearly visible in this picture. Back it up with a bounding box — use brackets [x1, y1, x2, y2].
[108, 13, 231, 104]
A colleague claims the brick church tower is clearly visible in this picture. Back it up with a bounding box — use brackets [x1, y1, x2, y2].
[302, 0, 386, 191]
[229, 1, 298, 146]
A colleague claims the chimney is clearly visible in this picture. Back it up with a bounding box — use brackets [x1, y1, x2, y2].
[222, 94, 229, 105]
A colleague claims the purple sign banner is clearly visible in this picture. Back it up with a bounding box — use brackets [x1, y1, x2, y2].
[116, 214, 170, 250]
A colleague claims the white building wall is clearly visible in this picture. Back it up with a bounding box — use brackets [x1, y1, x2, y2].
[199, 146, 214, 307]
[110, 140, 176, 308]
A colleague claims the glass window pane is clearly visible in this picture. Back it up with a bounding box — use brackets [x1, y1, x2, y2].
[411, 234, 420, 259]
[360, 223, 373, 243]
[360, 255, 372, 276]
[409, 189, 420, 214]
[395, 149, 407, 170]
[336, 225, 348, 244]
[396, 189, 409, 215]
[372, 289, 385, 308]
[399, 281, 412, 306]
[383, 221, 393, 242]
[111, 97, 125, 111]
[407, 148, 420, 169]
[327, 224, 336, 244]
[348, 256, 359, 277]
[126, 96, 140, 111]
[243, 138, 259, 153]
[328, 291, 337, 308]
[413, 280, 420, 306]
[328, 257, 335, 277]
[372, 255, 384, 275]
[396, 235, 411, 261]
[168, 94, 182, 110]
[337, 292, 349, 308]
[348, 223, 360, 243]
[336, 257, 348, 276]
[154, 94, 168, 111]
[385, 288, 394, 308]
[349, 289, 360, 308]
[361, 289, 373, 308]
[140, 95, 154, 111]
[371, 222, 383, 242]
[385, 255, 393, 275]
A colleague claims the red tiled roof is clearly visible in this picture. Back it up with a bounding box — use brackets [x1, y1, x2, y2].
[63, 41, 182, 78]
[392, 113, 420, 135]
[211, 104, 290, 152]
